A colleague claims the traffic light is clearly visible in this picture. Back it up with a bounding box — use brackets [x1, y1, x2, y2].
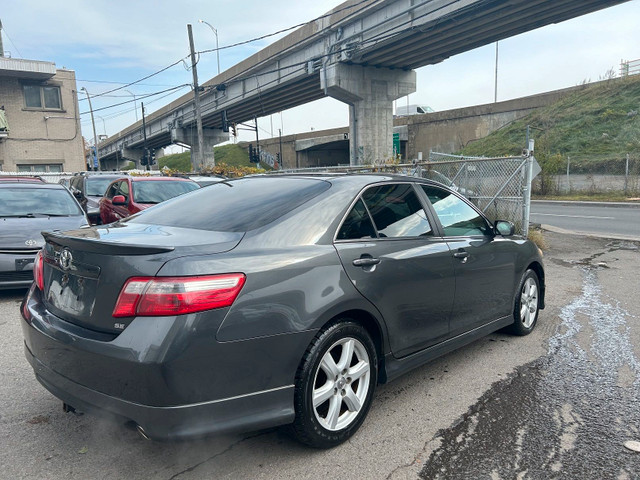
[231, 123, 237, 137]
[221, 110, 229, 133]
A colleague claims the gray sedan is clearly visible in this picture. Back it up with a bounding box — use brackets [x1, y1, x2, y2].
[0, 180, 88, 289]
[20, 174, 544, 448]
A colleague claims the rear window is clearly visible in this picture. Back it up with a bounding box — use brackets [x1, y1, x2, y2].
[0, 187, 84, 217]
[132, 180, 199, 204]
[126, 177, 331, 232]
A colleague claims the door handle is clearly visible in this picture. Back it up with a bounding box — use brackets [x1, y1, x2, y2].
[352, 257, 380, 267]
[453, 250, 469, 263]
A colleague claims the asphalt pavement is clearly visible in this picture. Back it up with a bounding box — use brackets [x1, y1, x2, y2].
[531, 200, 640, 240]
[1, 230, 639, 479]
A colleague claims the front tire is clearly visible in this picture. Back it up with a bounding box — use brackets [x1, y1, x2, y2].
[507, 269, 540, 336]
[291, 321, 377, 448]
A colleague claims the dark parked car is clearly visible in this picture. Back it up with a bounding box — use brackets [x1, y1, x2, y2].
[99, 176, 199, 224]
[21, 174, 544, 447]
[0, 179, 89, 289]
[69, 173, 127, 225]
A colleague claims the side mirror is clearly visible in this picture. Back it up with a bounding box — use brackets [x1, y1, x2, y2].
[72, 189, 82, 198]
[495, 220, 515, 236]
[112, 195, 127, 206]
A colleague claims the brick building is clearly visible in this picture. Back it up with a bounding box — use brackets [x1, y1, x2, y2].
[0, 56, 85, 173]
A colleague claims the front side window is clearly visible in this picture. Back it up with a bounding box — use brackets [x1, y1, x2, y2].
[361, 184, 433, 238]
[422, 185, 489, 236]
[23, 85, 62, 110]
[105, 182, 119, 199]
[118, 180, 130, 199]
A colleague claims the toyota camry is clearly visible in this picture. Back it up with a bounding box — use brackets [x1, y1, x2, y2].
[21, 174, 544, 448]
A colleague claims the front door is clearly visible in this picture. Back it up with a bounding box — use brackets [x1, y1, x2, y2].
[334, 183, 456, 358]
[420, 185, 518, 337]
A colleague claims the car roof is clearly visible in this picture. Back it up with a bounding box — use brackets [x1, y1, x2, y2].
[0, 181, 68, 190]
[129, 176, 197, 182]
[0, 175, 46, 184]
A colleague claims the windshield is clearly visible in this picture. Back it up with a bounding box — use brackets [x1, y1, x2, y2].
[127, 177, 330, 232]
[0, 187, 84, 217]
[132, 180, 199, 204]
[86, 177, 122, 196]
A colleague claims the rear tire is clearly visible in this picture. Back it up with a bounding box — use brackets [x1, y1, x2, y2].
[290, 321, 377, 448]
[506, 269, 540, 336]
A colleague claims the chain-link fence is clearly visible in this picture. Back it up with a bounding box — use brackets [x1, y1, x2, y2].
[534, 156, 640, 196]
[276, 151, 534, 236]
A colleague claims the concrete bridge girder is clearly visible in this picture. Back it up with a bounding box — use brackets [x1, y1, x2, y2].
[171, 127, 228, 170]
[321, 64, 416, 165]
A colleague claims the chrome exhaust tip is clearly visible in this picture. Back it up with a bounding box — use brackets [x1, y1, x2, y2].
[136, 424, 150, 440]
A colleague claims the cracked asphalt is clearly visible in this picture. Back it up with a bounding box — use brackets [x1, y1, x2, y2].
[1, 231, 639, 479]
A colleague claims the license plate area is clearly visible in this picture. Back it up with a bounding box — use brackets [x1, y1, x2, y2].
[45, 255, 100, 320]
[15, 257, 35, 271]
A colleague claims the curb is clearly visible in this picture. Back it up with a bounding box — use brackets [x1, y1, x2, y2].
[541, 224, 640, 243]
[532, 200, 640, 209]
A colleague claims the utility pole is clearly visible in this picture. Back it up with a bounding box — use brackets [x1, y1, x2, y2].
[141, 102, 149, 171]
[254, 116, 260, 165]
[278, 128, 283, 169]
[494, 41, 499, 103]
[187, 23, 207, 171]
[81, 87, 99, 171]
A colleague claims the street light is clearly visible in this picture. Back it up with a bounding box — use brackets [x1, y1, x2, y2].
[80, 87, 99, 171]
[95, 115, 107, 136]
[198, 19, 220, 75]
[125, 89, 138, 122]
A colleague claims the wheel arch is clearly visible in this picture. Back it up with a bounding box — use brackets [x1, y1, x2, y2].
[317, 308, 389, 385]
[527, 261, 545, 309]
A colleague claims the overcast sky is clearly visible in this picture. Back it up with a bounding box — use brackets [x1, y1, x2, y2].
[2, 0, 639, 144]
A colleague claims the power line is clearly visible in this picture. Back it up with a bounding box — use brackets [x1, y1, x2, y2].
[77, 79, 178, 87]
[1, 25, 23, 58]
[79, 84, 190, 115]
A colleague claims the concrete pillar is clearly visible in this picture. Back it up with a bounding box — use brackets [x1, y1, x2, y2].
[122, 147, 144, 169]
[171, 127, 228, 171]
[321, 64, 416, 165]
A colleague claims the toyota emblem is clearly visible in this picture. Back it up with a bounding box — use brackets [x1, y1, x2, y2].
[59, 248, 73, 271]
[25, 239, 37, 246]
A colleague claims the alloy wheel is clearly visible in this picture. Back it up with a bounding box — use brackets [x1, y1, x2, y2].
[520, 277, 538, 328]
[312, 337, 371, 431]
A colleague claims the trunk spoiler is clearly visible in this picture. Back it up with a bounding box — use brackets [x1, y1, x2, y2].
[43, 230, 175, 255]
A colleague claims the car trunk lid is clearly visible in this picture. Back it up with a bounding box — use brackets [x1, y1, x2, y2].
[41, 223, 243, 333]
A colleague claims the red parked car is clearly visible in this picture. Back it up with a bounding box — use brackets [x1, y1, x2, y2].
[99, 176, 199, 224]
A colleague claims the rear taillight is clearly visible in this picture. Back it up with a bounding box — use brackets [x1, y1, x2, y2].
[112, 273, 246, 318]
[33, 250, 44, 291]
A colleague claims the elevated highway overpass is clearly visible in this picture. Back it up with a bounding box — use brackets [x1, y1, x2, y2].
[97, 0, 629, 169]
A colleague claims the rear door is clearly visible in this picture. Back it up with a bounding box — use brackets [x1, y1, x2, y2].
[334, 183, 455, 358]
[420, 185, 518, 336]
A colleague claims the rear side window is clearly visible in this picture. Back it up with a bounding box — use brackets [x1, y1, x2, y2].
[127, 177, 331, 232]
[361, 184, 433, 238]
[336, 199, 376, 240]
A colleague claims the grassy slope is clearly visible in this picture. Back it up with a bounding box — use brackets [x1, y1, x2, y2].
[158, 144, 270, 172]
[461, 76, 640, 163]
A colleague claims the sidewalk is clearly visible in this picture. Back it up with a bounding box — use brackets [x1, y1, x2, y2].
[532, 199, 640, 209]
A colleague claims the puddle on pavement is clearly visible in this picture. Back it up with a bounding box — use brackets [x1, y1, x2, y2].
[420, 250, 640, 479]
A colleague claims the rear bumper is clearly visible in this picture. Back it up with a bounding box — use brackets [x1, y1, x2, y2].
[20, 286, 303, 440]
[24, 342, 294, 440]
